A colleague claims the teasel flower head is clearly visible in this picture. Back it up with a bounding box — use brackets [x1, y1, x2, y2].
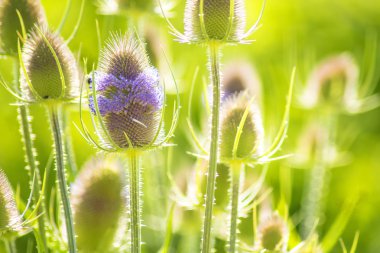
[97, 0, 156, 16]
[159, 0, 266, 44]
[71, 156, 127, 252]
[82, 33, 179, 152]
[221, 60, 261, 103]
[298, 53, 380, 114]
[0, 170, 22, 238]
[0, 0, 46, 55]
[257, 214, 288, 251]
[219, 92, 264, 161]
[18, 26, 79, 104]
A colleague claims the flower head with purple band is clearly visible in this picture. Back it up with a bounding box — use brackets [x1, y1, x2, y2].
[88, 33, 164, 149]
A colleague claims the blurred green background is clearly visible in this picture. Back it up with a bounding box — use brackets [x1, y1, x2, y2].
[0, 0, 379, 252]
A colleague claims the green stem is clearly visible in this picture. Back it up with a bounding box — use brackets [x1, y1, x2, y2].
[13, 59, 48, 252]
[48, 105, 76, 253]
[63, 110, 78, 181]
[202, 42, 221, 253]
[4, 239, 17, 253]
[128, 150, 142, 253]
[229, 162, 244, 253]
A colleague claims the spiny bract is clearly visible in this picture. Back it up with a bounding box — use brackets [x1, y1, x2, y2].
[219, 92, 263, 160]
[184, 0, 246, 43]
[71, 156, 127, 252]
[20, 26, 79, 103]
[0, 169, 22, 238]
[0, 0, 46, 54]
[89, 33, 164, 149]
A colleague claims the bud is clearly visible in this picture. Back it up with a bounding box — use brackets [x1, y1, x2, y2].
[0, 170, 22, 238]
[222, 60, 261, 102]
[300, 53, 359, 109]
[97, 0, 155, 15]
[257, 214, 288, 251]
[219, 92, 263, 160]
[184, 0, 246, 43]
[20, 26, 79, 102]
[71, 156, 127, 252]
[0, 0, 46, 54]
[88, 33, 164, 149]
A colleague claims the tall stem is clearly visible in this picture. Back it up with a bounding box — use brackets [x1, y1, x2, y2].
[48, 105, 76, 253]
[202, 42, 221, 253]
[13, 59, 48, 252]
[4, 239, 17, 253]
[128, 150, 142, 253]
[229, 162, 243, 253]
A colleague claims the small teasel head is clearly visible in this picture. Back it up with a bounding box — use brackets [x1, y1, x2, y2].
[300, 53, 359, 110]
[257, 214, 288, 251]
[97, 0, 155, 16]
[0, 0, 46, 54]
[19, 26, 79, 103]
[0, 169, 22, 238]
[88, 33, 164, 149]
[72, 156, 127, 252]
[184, 0, 246, 43]
[219, 92, 263, 161]
[221, 60, 261, 102]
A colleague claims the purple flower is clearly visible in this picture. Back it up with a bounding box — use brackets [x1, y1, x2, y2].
[88, 34, 164, 149]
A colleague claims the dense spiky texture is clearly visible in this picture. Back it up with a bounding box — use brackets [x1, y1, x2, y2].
[20, 27, 79, 102]
[0, 0, 46, 54]
[257, 214, 288, 251]
[97, 0, 155, 15]
[301, 53, 359, 109]
[89, 33, 164, 148]
[184, 0, 246, 43]
[71, 157, 127, 252]
[222, 60, 261, 102]
[219, 92, 263, 160]
[0, 170, 22, 237]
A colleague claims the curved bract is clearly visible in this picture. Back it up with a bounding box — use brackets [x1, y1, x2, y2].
[20, 26, 79, 103]
[0, 0, 46, 54]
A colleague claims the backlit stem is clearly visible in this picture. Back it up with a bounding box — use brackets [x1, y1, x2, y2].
[202, 41, 221, 253]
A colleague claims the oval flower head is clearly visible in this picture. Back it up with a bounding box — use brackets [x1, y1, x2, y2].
[87, 33, 164, 150]
[300, 53, 359, 110]
[219, 92, 264, 161]
[0, 0, 46, 54]
[0, 170, 22, 238]
[71, 156, 127, 252]
[19, 26, 79, 103]
[257, 214, 288, 251]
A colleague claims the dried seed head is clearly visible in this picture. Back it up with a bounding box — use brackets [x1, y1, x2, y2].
[97, 0, 155, 15]
[89, 33, 164, 149]
[222, 60, 261, 102]
[71, 156, 127, 252]
[20, 27, 79, 102]
[257, 214, 288, 251]
[184, 0, 246, 43]
[301, 53, 359, 109]
[0, 0, 46, 54]
[0, 170, 22, 238]
[219, 92, 263, 160]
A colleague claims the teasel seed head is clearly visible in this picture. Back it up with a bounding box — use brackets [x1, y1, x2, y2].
[257, 214, 288, 251]
[20, 26, 79, 103]
[0, 170, 22, 238]
[219, 92, 263, 161]
[300, 53, 359, 110]
[97, 0, 155, 16]
[222, 60, 261, 102]
[71, 156, 127, 252]
[0, 0, 46, 54]
[184, 0, 246, 43]
[88, 33, 164, 149]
